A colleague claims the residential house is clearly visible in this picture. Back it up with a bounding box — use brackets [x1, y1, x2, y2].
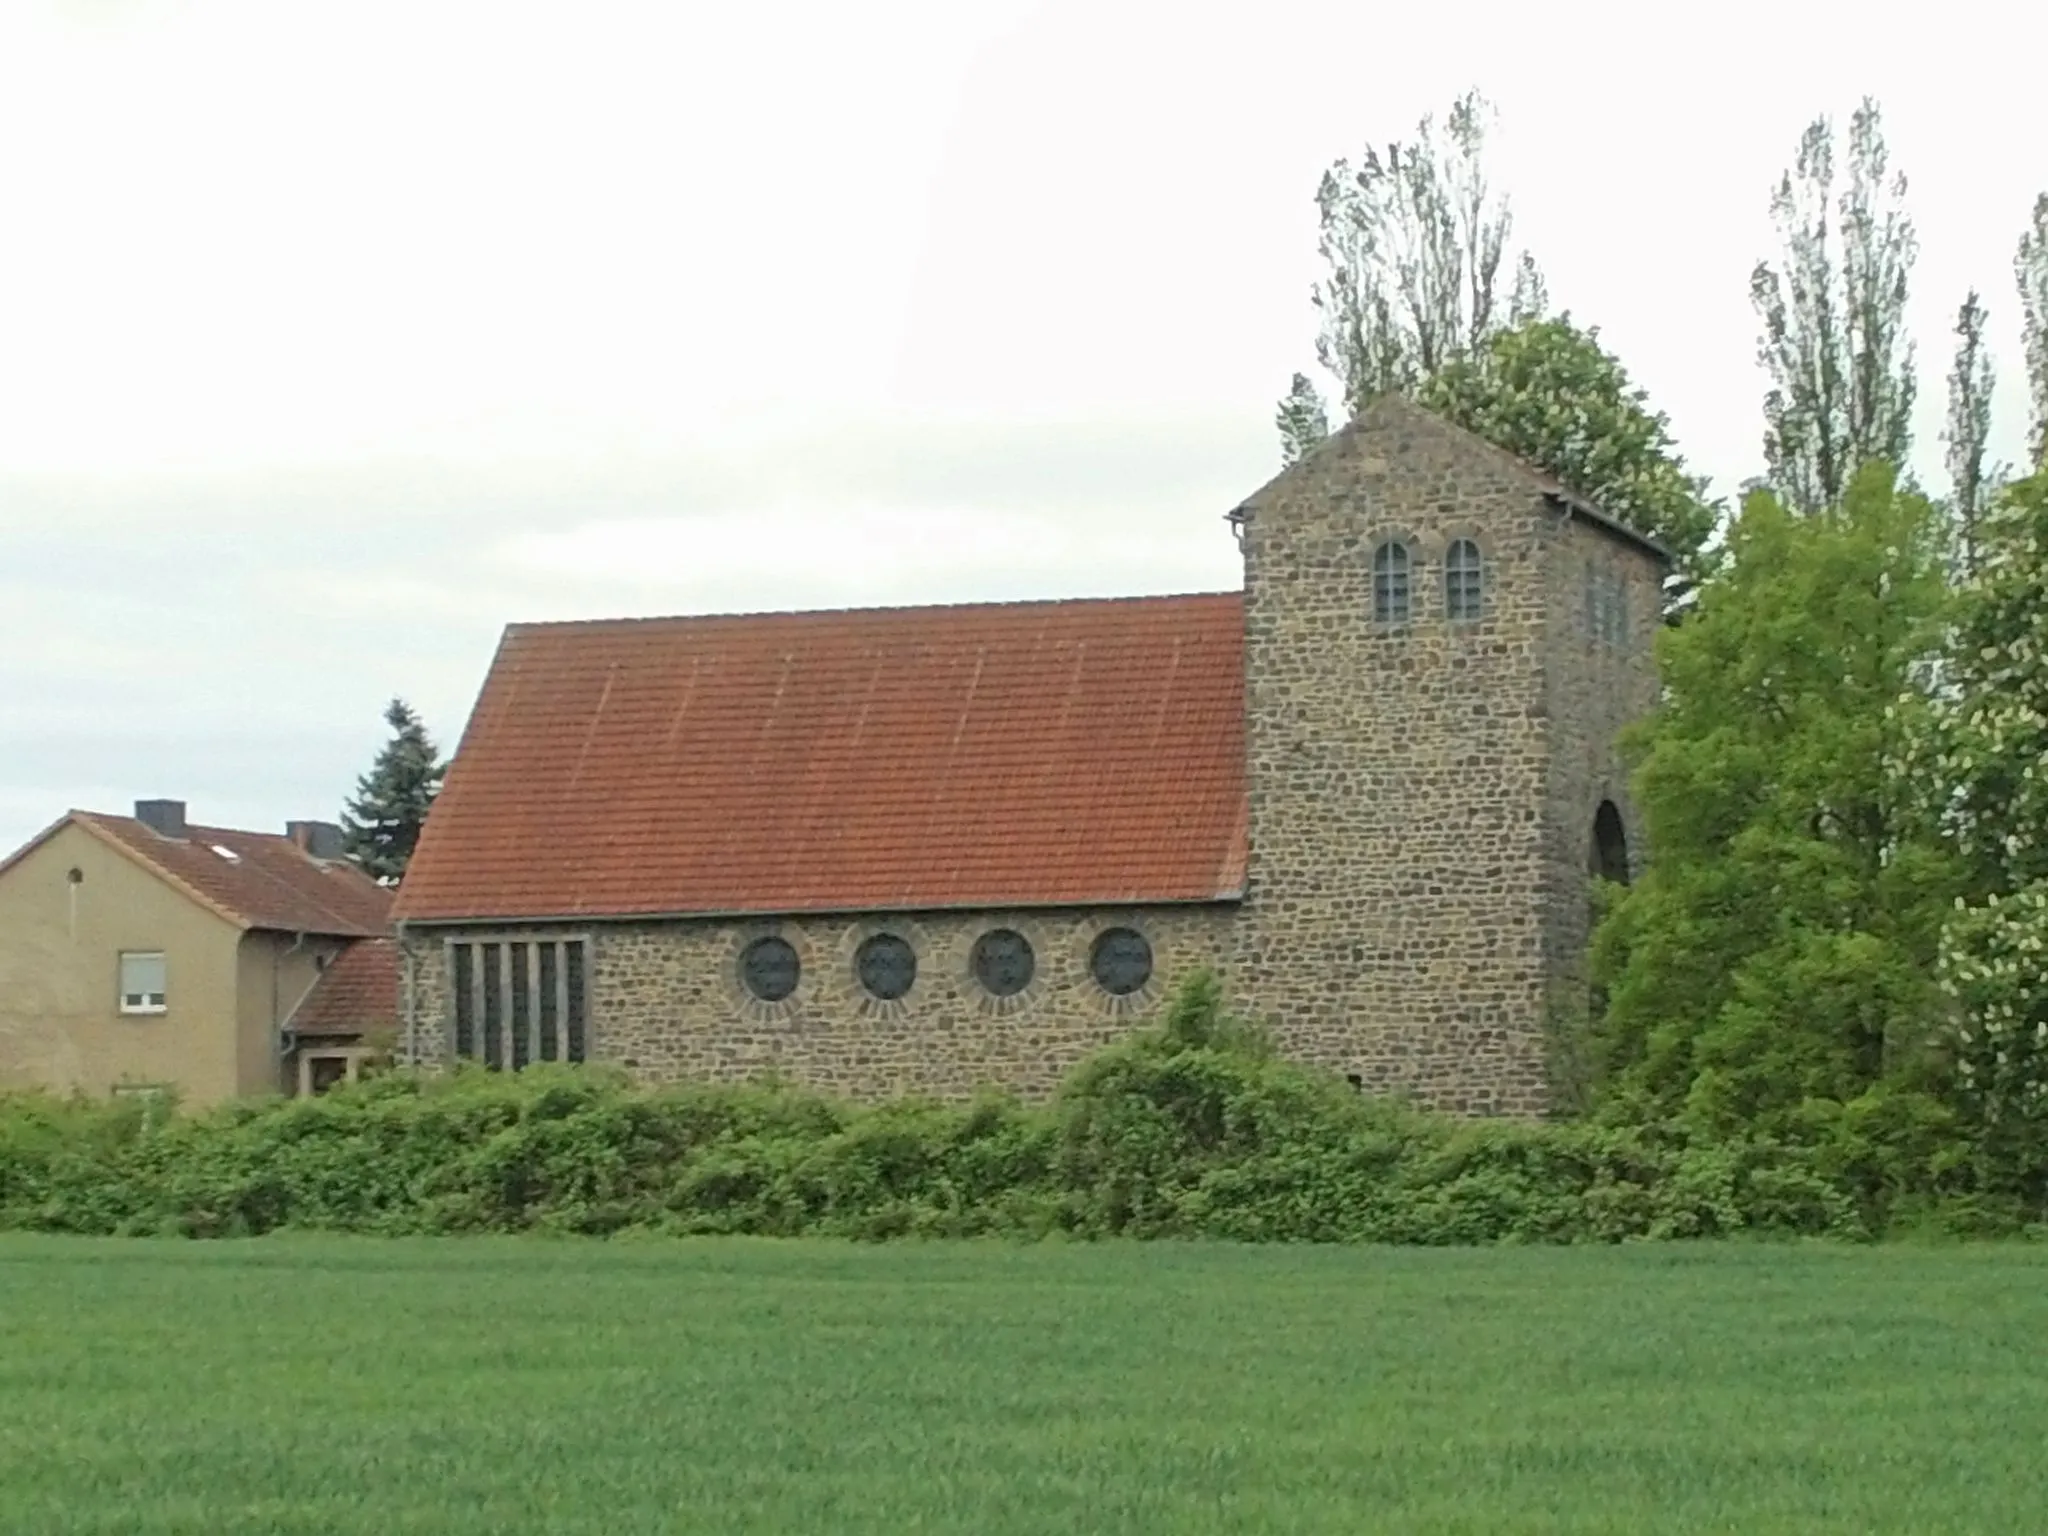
[0, 800, 397, 1104]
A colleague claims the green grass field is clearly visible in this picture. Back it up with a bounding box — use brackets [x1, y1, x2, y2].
[2, 1238, 2044, 1534]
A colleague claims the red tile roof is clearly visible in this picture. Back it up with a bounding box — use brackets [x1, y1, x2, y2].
[287, 938, 400, 1038]
[395, 593, 1248, 921]
[72, 814, 393, 937]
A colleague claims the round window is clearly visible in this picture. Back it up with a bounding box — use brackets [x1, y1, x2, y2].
[972, 928, 1035, 998]
[856, 933, 917, 1001]
[739, 936, 800, 1002]
[1090, 927, 1153, 996]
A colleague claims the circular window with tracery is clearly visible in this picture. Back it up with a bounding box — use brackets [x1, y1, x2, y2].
[1090, 927, 1153, 996]
[856, 933, 917, 1001]
[972, 928, 1035, 998]
[739, 936, 800, 1002]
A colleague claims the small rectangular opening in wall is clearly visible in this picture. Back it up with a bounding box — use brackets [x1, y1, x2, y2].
[447, 937, 589, 1070]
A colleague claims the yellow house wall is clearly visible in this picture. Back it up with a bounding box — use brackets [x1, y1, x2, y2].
[0, 823, 249, 1105]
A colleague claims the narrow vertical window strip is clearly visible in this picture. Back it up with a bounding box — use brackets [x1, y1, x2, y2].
[451, 944, 474, 1058]
[480, 943, 503, 1068]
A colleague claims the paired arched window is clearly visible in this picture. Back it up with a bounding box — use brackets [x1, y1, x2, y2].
[1445, 539, 1483, 621]
[1372, 540, 1412, 624]
[1373, 538, 1482, 624]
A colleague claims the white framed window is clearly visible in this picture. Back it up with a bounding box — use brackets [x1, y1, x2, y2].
[118, 951, 168, 1014]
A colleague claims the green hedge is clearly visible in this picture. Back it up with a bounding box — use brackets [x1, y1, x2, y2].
[0, 975, 2031, 1242]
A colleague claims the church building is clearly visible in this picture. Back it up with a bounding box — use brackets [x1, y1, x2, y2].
[391, 396, 1665, 1115]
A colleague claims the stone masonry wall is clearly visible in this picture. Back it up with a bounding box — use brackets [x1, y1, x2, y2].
[1537, 513, 1665, 1028]
[401, 904, 1232, 1101]
[1235, 398, 1562, 1115]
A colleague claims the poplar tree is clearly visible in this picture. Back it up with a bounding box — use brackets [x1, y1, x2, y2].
[1751, 99, 1919, 514]
[2019, 194, 2048, 470]
[1301, 90, 1540, 426]
[1943, 291, 1999, 574]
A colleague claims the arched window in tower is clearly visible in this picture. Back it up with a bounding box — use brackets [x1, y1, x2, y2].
[1590, 800, 1630, 886]
[1372, 540, 1412, 624]
[1444, 538, 1483, 622]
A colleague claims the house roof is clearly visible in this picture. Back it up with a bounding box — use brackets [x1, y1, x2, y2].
[393, 592, 1248, 922]
[0, 813, 396, 937]
[286, 938, 400, 1039]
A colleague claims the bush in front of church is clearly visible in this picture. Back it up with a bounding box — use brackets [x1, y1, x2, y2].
[0, 970, 1943, 1243]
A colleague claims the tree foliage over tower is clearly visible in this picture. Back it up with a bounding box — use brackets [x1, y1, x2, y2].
[1275, 372, 1331, 468]
[1305, 91, 1544, 419]
[1278, 95, 1713, 572]
[1418, 317, 1720, 573]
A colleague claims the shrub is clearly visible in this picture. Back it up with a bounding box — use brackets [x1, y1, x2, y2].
[0, 972, 2017, 1243]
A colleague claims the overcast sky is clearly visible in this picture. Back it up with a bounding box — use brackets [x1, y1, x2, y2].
[2, 0, 2044, 854]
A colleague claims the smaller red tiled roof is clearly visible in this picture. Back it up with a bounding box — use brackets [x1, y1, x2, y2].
[54, 814, 393, 937]
[286, 938, 400, 1039]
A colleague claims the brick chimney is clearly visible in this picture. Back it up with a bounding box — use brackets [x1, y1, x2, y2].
[287, 820, 347, 861]
[134, 799, 188, 838]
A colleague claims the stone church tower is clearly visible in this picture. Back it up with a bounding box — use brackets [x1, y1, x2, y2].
[1231, 395, 1666, 1114]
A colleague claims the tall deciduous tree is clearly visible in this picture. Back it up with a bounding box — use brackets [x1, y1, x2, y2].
[1418, 317, 1721, 575]
[1751, 99, 1919, 514]
[1589, 466, 1955, 1134]
[1301, 90, 1542, 427]
[341, 698, 445, 885]
[2019, 194, 2048, 470]
[1943, 290, 1999, 574]
[1927, 473, 2048, 1192]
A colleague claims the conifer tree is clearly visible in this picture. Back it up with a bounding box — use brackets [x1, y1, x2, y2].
[1275, 373, 1331, 467]
[341, 698, 445, 885]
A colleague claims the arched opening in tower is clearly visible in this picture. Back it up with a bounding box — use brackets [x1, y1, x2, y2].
[1590, 800, 1630, 887]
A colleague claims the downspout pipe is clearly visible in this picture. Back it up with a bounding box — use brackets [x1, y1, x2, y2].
[274, 930, 311, 1091]
[397, 918, 416, 1067]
